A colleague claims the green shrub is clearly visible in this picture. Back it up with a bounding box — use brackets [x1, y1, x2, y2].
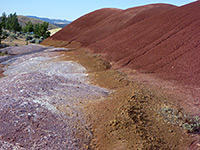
[160, 106, 200, 133]
[29, 38, 36, 43]
[2, 31, 9, 39]
[0, 52, 5, 56]
[35, 38, 40, 44]
[183, 116, 200, 132]
[39, 36, 44, 41]
[9, 33, 17, 39]
[19, 35, 24, 38]
[25, 34, 33, 41]
[16, 31, 20, 37]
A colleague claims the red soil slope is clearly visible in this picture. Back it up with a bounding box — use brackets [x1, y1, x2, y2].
[89, 1, 200, 87]
[47, 2, 200, 86]
[50, 4, 176, 46]
[42, 1, 200, 115]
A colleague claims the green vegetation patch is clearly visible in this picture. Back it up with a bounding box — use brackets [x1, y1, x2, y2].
[160, 106, 200, 133]
[0, 12, 51, 45]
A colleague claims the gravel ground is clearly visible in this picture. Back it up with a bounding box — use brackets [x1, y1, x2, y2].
[0, 45, 110, 150]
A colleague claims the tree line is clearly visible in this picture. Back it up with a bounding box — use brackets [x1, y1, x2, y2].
[0, 12, 50, 44]
[22, 21, 50, 38]
[1, 12, 21, 32]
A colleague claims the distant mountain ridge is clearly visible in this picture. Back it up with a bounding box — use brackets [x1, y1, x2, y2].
[17, 15, 59, 30]
[26, 16, 71, 28]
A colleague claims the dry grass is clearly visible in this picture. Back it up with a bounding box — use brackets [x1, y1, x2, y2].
[49, 28, 62, 36]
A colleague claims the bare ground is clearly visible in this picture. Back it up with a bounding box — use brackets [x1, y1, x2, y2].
[58, 48, 200, 150]
[0, 45, 109, 150]
[0, 45, 200, 149]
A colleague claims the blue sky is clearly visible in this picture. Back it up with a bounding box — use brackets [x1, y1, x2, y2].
[1, 0, 197, 21]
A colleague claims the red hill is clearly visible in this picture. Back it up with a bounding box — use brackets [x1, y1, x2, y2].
[42, 1, 200, 115]
[49, 4, 176, 46]
[89, 1, 200, 86]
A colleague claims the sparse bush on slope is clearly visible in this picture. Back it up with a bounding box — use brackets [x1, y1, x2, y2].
[160, 106, 200, 133]
[9, 32, 17, 39]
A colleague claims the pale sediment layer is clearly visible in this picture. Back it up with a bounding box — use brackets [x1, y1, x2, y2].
[0, 45, 109, 149]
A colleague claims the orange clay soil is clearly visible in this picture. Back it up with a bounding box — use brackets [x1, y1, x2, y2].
[53, 48, 195, 150]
